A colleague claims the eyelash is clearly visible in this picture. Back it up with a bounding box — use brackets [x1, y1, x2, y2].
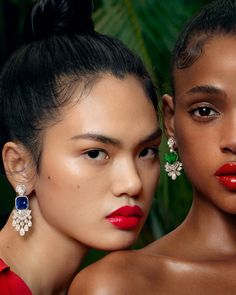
[189, 104, 220, 119]
[139, 147, 159, 159]
[83, 149, 108, 161]
[82, 146, 159, 161]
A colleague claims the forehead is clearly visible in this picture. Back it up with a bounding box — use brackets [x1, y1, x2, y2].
[43, 74, 159, 145]
[174, 35, 236, 99]
[74, 74, 157, 128]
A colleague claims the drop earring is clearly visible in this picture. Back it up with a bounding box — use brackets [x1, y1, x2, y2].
[164, 137, 183, 180]
[12, 184, 32, 236]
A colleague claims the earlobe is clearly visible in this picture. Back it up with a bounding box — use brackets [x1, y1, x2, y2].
[162, 94, 175, 138]
[2, 142, 36, 192]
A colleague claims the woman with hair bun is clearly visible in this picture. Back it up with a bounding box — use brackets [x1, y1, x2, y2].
[0, 0, 161, 294]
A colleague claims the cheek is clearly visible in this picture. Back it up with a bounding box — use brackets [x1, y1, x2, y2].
[175, 131, 214, 190]
[175, 115, 202, 162]
[175, 123, 206, 179]
[34, 164, 109, 239]
[141, 163, 160, 197]
[35, 152, 111, 208]
[151, 164, 160, 189]
[34, 159, 90, 222]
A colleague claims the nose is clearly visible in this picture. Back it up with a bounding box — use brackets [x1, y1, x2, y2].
[220, 115, 236, 154]
[112, 158, 143, 198]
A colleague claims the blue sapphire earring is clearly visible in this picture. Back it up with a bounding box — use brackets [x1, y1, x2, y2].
[12, 184, 32, 236]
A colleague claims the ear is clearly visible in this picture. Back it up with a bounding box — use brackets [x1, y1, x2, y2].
[2, 142, 36, 193]
[162, 94, 175, 138]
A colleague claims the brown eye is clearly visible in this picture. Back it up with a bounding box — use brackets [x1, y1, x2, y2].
[139, 147, 159, 159]
[198, 107, 211, 116]
[84, 149, 108, 160]
[87, 150, 100, 158]
[191, 106, 219, 118]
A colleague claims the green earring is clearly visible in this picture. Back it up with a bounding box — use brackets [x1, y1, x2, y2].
[164, 137, 182, 180]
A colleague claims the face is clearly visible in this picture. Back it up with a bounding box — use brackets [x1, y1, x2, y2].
[34, 74, 160, 250]
[164, 35, 236, 214]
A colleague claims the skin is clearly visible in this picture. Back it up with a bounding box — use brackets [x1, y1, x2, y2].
[0, 74, 160, 295]
[68, 36, 236, 295]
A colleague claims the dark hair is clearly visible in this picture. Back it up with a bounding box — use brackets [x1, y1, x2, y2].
[0, 0, 158, 175]
[171, 0, 236, 93]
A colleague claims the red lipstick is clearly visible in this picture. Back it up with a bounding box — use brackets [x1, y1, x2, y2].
[106, 205, 144, 230]
[215, 163, 236, 191]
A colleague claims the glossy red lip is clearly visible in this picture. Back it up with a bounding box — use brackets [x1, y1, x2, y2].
[215, 163, 236, 176]
[215, 163, 236, 191]
[106, 205, 144, 230]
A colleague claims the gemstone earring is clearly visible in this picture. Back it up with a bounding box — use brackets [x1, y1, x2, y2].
[12, 184, 32, 236]
[164, 137, 183, 180]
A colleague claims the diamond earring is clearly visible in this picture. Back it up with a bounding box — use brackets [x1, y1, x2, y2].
[12, 184, 32, 236]
[164, 137, 183, 180]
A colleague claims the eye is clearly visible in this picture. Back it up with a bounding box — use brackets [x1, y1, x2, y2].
[83, 149, 109, 160]
[139, 147, 159, 159]
[190, 105, 220, 118]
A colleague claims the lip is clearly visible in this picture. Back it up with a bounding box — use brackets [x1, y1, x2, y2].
[215, 163, 236, 191]
[106, 205, 144, 230]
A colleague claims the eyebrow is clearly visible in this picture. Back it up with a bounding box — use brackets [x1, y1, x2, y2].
[138, 128, 162, 146]
[70, 128, 162, 147]
[70, 133, 121, 145]
[186, 85, 226, 96]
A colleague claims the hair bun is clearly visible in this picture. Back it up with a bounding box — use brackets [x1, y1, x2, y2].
[24, 0, 94, 41]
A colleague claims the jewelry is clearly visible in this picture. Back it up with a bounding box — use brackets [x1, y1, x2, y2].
[12, 184, 32, 236]
[164, 137, 183, 180]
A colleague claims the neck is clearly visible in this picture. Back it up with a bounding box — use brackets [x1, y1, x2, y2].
[180, 191, 236, 258]
[0, 197, 89, 295]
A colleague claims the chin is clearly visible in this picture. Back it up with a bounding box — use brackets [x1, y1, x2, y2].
[209, 194, 236, 215]
[221, 202, 236, 215]
[91, 233, 139, 251]
[106, 241, 134, 251]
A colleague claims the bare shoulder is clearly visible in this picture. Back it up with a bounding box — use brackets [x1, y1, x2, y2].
[69, 237, 236, 295]
[68, 246, 204, 295]
[68, 249, 159, 295]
